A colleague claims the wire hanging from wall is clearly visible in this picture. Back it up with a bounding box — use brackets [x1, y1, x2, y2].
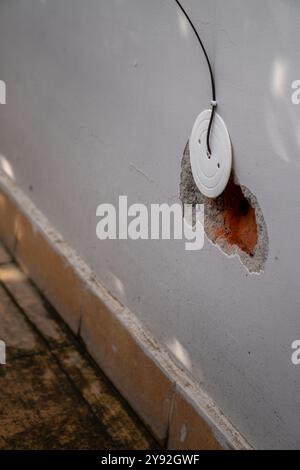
[173, 0, 216, 158]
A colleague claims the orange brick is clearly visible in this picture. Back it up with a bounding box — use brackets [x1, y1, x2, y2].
[168, 388, 224, 450]
[14, 211, 85, 333]
[81, 291, 174, 445]
[0, 190, 17, 253]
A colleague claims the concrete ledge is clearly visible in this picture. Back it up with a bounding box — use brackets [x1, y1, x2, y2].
[81, 299, 174, 444]
[0, 171, 251, 450]
[14, 210, 86, 333]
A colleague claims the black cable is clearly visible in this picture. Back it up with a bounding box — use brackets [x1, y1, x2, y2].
[174, 0, 216, 157]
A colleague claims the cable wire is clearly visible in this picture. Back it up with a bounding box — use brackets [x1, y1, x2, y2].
[174, 0, 216, 157]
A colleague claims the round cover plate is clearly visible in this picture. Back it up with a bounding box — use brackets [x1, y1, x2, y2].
[189, 110, 232, 198]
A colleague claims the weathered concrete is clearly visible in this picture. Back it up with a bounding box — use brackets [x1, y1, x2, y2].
[0, 244, 157, 450]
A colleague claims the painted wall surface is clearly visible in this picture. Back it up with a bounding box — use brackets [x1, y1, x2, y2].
[0, 0, 300, 449]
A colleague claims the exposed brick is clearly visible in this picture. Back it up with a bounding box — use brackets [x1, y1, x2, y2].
[214, 178, 258, 256]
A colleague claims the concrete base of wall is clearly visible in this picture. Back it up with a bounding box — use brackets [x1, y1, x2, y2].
[0, 171, 251, 450]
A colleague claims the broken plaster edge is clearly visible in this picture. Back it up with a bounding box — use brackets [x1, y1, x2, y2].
[0, 170, 252, 450]
[180, 144, 269, 275]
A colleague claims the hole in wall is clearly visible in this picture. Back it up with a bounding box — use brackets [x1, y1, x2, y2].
[180, 142, 269, 273]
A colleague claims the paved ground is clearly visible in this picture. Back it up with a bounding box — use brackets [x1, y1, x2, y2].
[0, 243, 157, 450]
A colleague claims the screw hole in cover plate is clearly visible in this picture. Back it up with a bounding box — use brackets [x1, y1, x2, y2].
[189, 109, 232, 198]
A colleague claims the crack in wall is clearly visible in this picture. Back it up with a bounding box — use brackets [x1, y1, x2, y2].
[180, 142, 269, 273]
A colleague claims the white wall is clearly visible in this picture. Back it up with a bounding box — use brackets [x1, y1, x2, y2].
[0, 0, 300, 449]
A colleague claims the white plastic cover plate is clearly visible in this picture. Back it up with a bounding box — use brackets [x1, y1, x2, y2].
[189, 109, 232, 198]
